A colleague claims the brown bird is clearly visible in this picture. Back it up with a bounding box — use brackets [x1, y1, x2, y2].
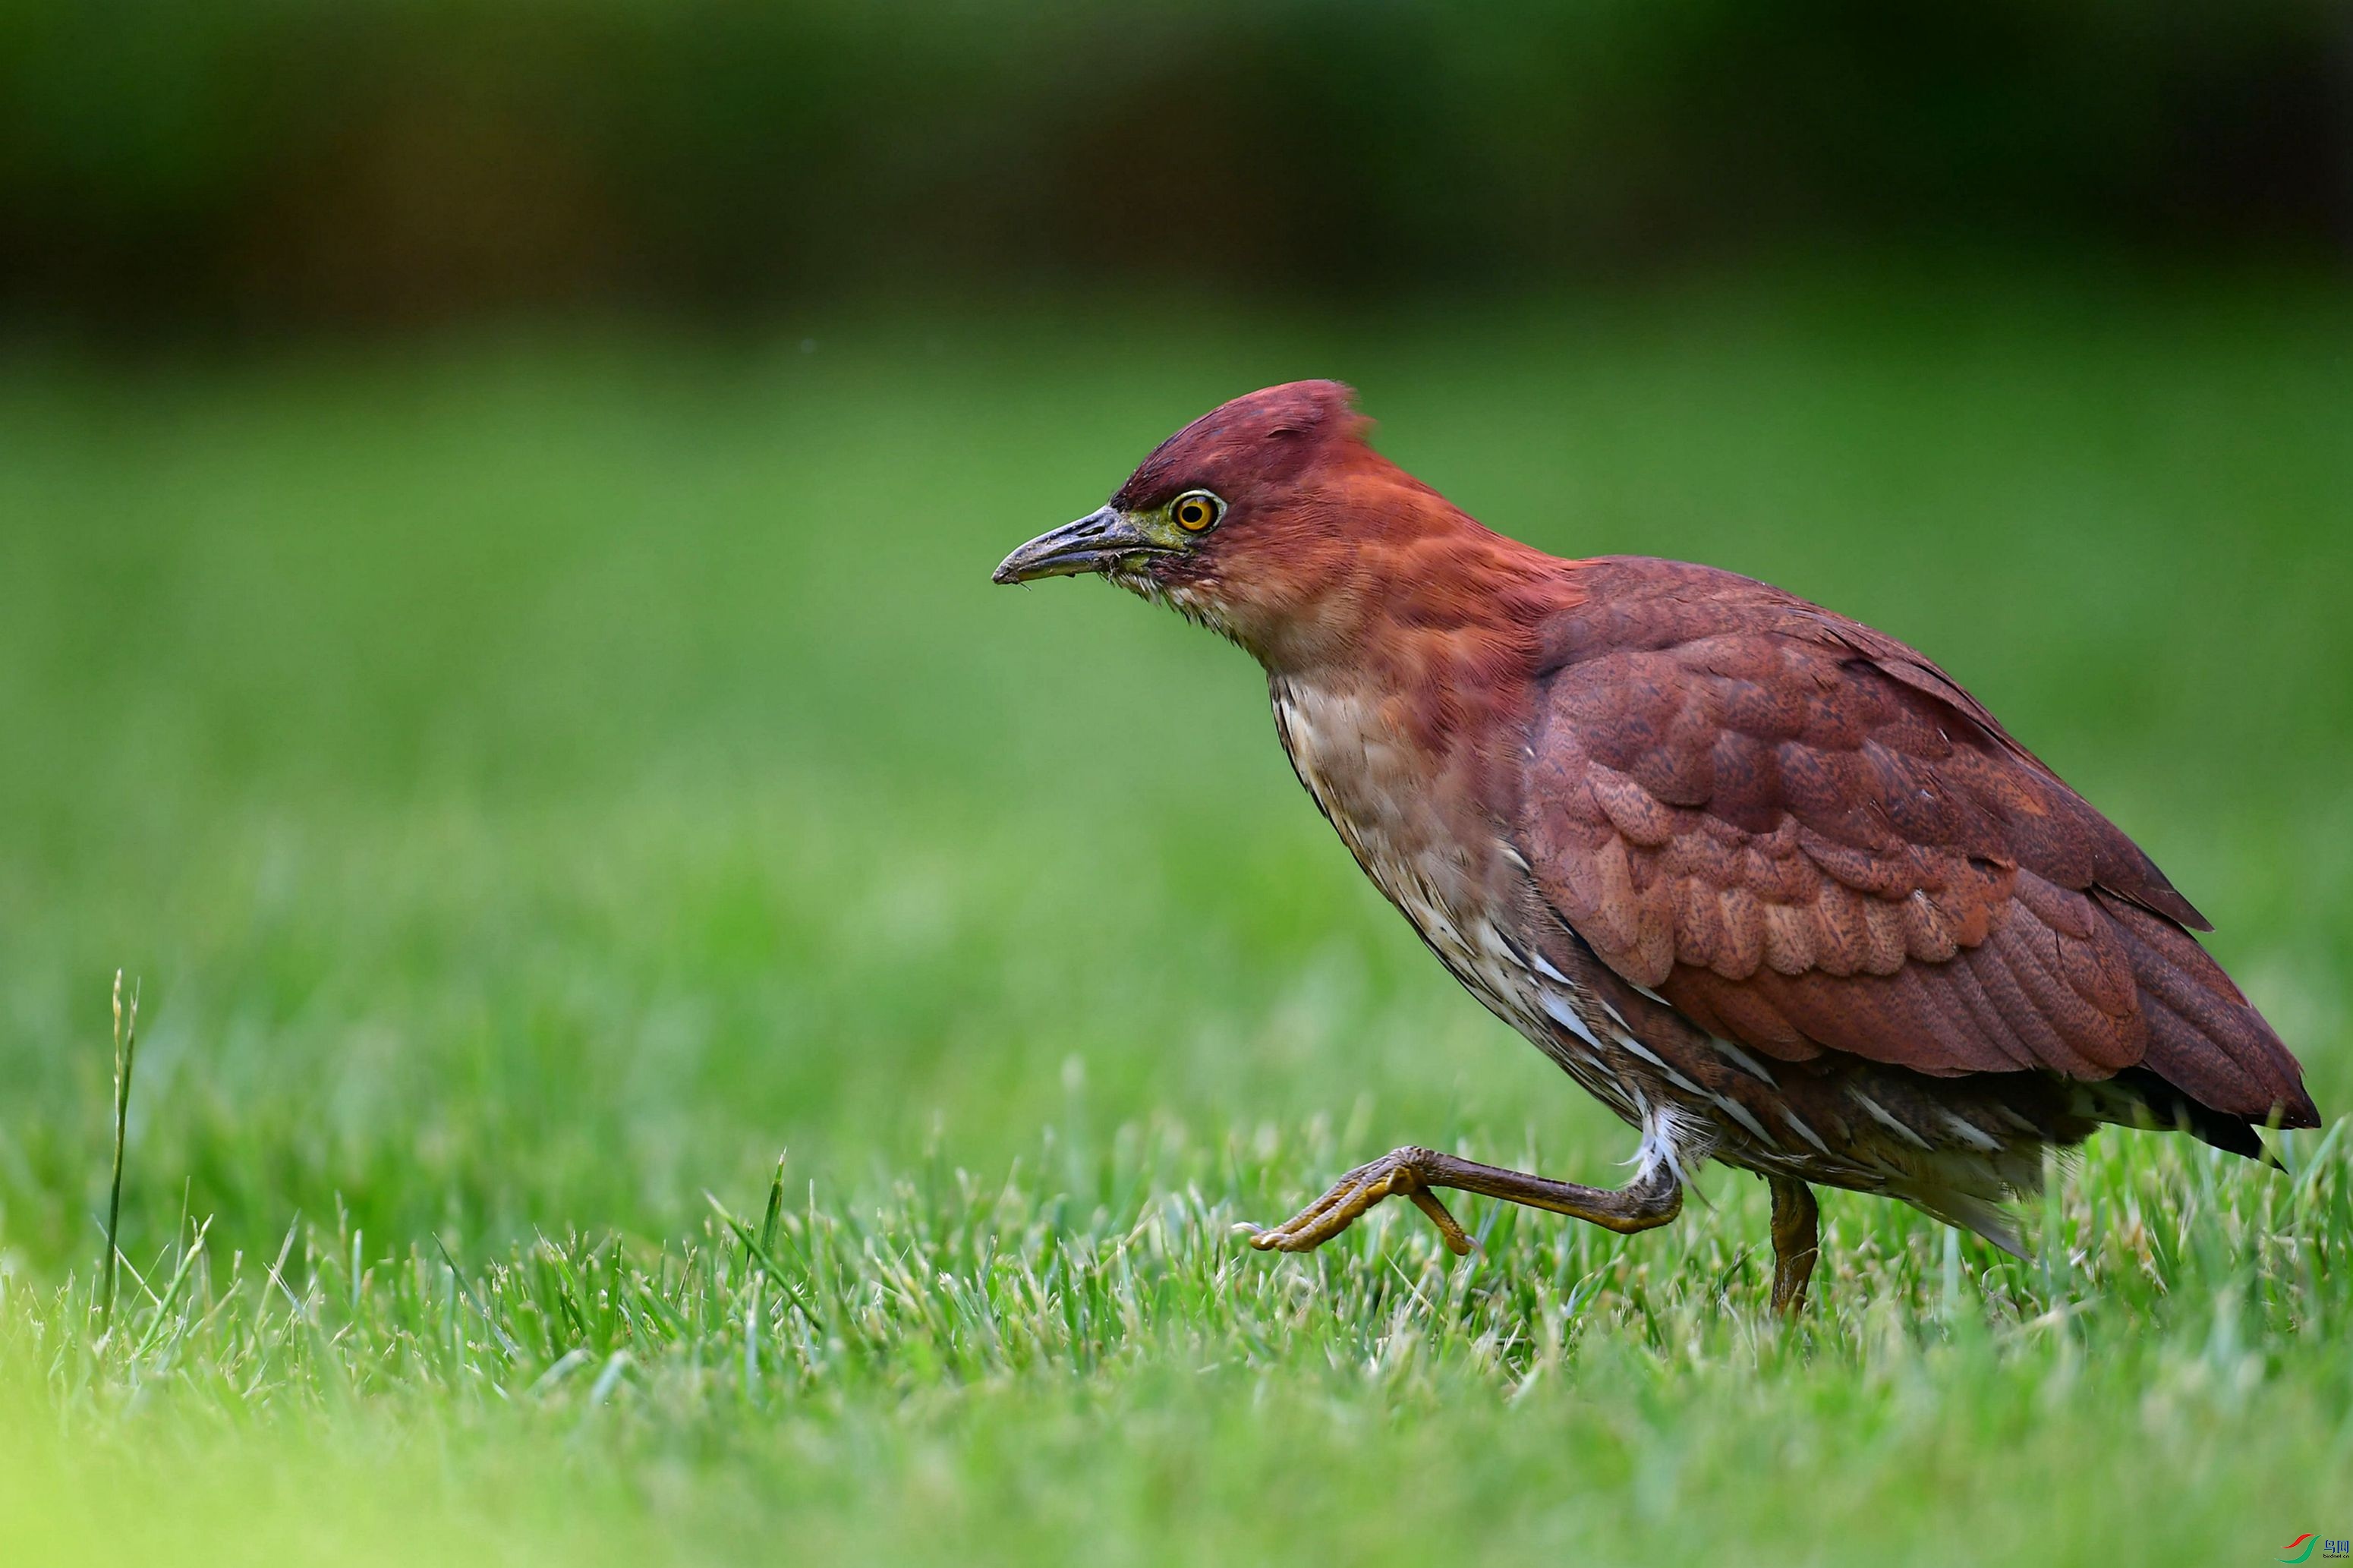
[993, 381, 2317, 1313]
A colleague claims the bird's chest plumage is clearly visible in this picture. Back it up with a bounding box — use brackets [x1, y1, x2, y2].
[1269, 674, 1539, 1031]
[1268, 669, 1662, 1132]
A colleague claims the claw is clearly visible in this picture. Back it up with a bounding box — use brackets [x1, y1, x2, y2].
[1237, 1149, 1476, 1257]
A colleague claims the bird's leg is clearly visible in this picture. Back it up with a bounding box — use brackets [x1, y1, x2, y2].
[1767, 1176, 1819, 1316]
[1239, 1146, 1684, 1256]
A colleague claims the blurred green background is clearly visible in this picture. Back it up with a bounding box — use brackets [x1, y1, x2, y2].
[2, 9, 2351, 1561]
[3, 0, 2348, 326]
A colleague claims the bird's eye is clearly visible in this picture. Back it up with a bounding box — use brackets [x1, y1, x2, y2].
[1171, 491, 1224, 533]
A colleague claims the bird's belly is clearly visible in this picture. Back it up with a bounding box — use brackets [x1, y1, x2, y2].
[1316, 811, 1653, 1130]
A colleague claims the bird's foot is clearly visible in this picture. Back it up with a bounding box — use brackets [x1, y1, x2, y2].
[1235, 1146, 1474, 1256]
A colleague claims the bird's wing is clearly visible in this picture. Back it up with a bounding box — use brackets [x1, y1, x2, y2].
[1514, 558, 2312, 1123]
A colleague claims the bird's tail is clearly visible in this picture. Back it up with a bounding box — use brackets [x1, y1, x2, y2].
[2095, 893, 2318, 1156]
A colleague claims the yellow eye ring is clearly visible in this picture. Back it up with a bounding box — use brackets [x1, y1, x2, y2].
[1172, 492, 1223, 532]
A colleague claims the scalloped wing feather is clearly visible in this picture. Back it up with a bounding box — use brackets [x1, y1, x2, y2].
[1517, 558, 2315, 1127]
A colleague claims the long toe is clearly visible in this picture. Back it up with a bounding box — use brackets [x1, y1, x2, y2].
[1239, 1150, 1479, 1255]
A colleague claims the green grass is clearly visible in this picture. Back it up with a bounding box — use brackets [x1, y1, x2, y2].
[2, 272, 2350, 1563]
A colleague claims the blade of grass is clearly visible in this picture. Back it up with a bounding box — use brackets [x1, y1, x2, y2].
[703, 1192, 821, 1322]
[100, 970, 140, 1339]
[433, 1233, 525, 1362]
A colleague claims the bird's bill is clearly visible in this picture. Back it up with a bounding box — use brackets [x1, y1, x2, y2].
[992, 506, 1168, 584]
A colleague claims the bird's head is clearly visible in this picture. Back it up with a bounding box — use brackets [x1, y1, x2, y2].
[993, 380, 1428, 665]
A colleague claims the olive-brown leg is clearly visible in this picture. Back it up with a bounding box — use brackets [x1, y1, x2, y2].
[1768, 1176, 1819, 1315]
[1239, 1145, 1684, 1255]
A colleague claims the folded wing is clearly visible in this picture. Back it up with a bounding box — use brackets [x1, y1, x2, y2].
[1516, 558, 2315, 1129]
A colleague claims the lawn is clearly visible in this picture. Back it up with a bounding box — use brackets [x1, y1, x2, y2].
[2, 272, 2349, 1563]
